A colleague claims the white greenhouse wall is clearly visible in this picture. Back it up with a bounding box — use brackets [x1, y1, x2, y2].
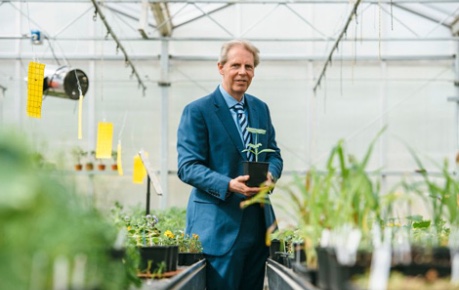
[0, 1, 457, 224]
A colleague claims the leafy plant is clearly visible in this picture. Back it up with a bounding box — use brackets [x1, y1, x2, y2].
[71, 146, 85, 164]
[111, 204, 204, 250]
[270, 227, 302, 255]
[243, 127, 275, 162]
[0, 131, 135, 290]
[119, 212, 161, 247]
[176, 231, 203, 253]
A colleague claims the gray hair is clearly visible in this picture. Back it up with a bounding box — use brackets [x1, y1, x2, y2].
[218, 39, 260, 68]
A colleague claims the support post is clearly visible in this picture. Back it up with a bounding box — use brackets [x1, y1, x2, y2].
[159, 39, 170, 209]
[146, 175, 151, 215]
[447, 39, 459, 172]
[0, 84, 5, 125]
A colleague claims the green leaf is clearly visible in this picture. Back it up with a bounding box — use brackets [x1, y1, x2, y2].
[412, 220, 431, 229]
[247, 127, 266, 134]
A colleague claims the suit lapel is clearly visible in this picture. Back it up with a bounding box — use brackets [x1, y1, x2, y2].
[212, 90, 248, 160]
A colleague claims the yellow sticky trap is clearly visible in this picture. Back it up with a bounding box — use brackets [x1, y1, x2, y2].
[133, 154, 146, 184]
[26, 62, 45, 118]
[95, 122, 113, 159]
[78, 93, 83, 139]
[117, 142, 123, 176]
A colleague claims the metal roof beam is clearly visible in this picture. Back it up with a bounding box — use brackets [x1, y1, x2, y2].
[5, 0, 459, 3]
[392, 3, 452, 28]
[149, 2, 173, 36]
[2, 53, 452, 62]
[103, 3, 156, 29]
[2, 35, 458, 42]
[173, 4, 232, 29]
[453, 16, 459, 36]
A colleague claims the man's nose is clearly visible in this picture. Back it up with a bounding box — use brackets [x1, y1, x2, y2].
[238, 67, 247, 74]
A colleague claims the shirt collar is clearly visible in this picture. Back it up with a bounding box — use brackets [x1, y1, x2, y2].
[219, 84, 245, 109]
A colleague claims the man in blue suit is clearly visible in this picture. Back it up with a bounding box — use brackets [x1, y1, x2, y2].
[177, 39, 283, 290]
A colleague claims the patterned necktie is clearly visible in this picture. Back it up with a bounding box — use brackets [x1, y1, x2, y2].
[233, 103, 253, 161]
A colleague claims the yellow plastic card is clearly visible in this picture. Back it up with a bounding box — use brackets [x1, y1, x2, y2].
[133, 154, 146, 184]
[26, 62, 45, 118]
[95, 122, 113, 159]
[117, 142, 123, 176]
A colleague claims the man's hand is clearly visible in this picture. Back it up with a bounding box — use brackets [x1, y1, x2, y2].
[266, 171, 276, 186]
[229, 172, 277, 198]
[228, 175, 261, 198]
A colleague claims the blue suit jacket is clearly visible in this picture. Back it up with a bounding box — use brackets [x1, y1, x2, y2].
[177, 87, 283, 256]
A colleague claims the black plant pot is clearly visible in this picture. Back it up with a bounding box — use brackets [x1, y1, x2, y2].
[276, 252, 292, 268]
[316, 247, 331, 290]
[292, 262, 318, 287]
[243, 161, 269, 187]
[138, 245, 178, 273]
[269, 239, 283, 264]
[293, 241, 307, 264]
[108, 248, 126, 260]
[169, 245, 178, 271]
[396, 246, 451, 278]
[178, 252, 204, 266]
[327, 248, 371, 290]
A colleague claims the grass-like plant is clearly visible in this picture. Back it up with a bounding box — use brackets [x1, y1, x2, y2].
[401, 146, 459, 246]
[274, 127, 387, 267]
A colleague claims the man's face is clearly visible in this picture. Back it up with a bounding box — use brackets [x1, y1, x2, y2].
[218, 45, 255, 101]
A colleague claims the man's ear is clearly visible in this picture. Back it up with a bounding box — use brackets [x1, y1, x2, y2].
[217, 62, 224, 75]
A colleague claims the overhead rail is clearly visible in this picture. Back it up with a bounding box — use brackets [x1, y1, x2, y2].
[312, 0, 362, 94]
[0, 53, 454, 62]
[5, 0, 459, 3]
[90, 0, 147, 95]
[393, 2, 456, 28]
[2, 36, 459, 42]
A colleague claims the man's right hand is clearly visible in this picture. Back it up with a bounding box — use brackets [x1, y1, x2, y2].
[228, 175, 261, 198]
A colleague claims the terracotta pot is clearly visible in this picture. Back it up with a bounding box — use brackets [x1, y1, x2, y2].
[98, 164, 106, 171]
[74, 164, 83, 171]
[85, 163, 94, 171]
[111, 164, 118, 171]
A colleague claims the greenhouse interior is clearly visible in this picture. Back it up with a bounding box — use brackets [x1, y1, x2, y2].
[1, 0, 459, 289]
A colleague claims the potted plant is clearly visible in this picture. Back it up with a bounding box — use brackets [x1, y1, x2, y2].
[94, 151, 106, 171]
[112, 204, 179, 276]
[242, 127, 276, 187]
[176, 231, 204, 266]
[390, 150, 459, 279]
[111, 150, 118, 171]
[71, 146, 85, 171]
[268, 227, 303, 268]
[84, 150, 94, 171]
[272, 129, 387, 290]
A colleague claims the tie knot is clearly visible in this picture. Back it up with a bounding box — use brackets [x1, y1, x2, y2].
[233, 103, 244, 114]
